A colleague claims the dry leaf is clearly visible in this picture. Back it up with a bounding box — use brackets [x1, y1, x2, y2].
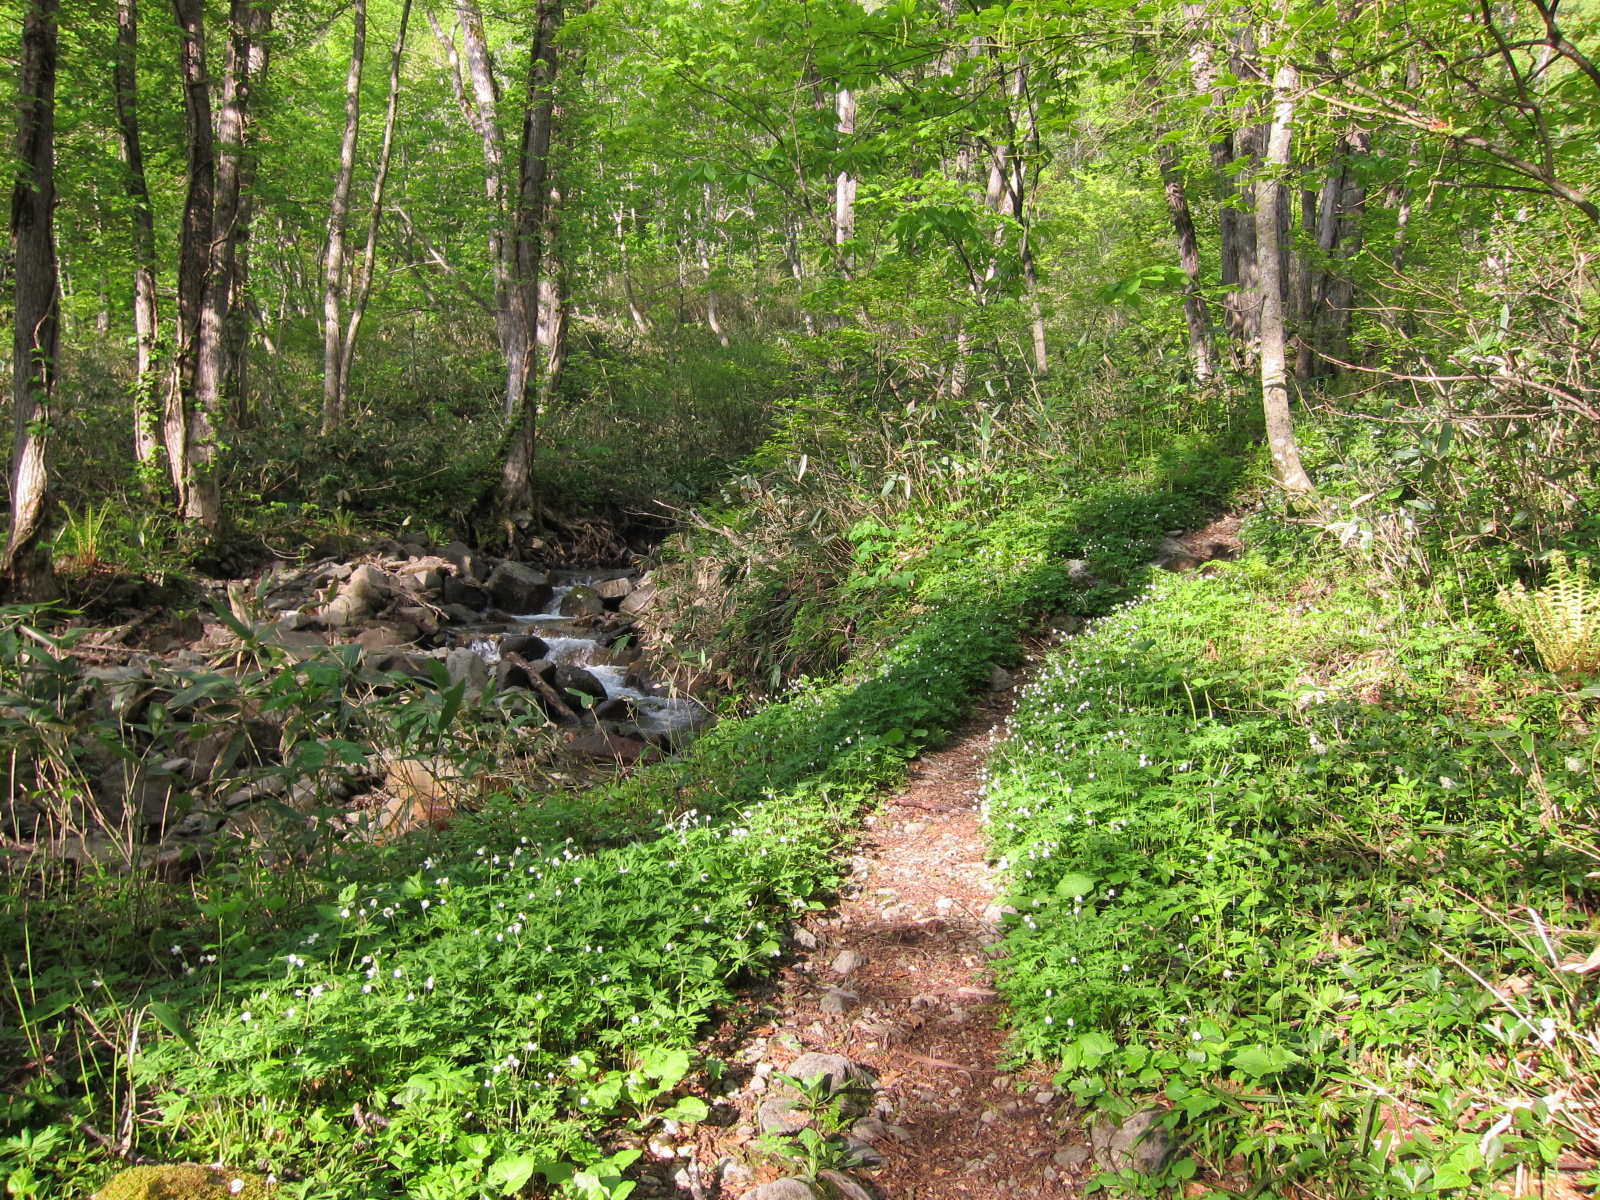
[1558, 942, 1600, 974]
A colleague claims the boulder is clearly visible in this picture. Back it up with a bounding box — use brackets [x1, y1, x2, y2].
[1047, 612, 1084, 635]
[436, 541, 484, 583]
[444, 649, 489, 701]
[757, 1096, 806, 1136]
[1065, 559, 1098, 588]
[831, 950, 867, 977]
[499, 633, 550, 660]
[624, 659, 659, 691]
[743, 1179, 817, 1200]
[494, 658, 538, 692]
[987, 664, 1014, 691]
[553, 663, 606, 704]
[371, 652, 432, 679]
[394, 605, 440, 636]
[356, 623, 419, 654]
[593, 697, 636, 721]
[1090, 1108, 1177, 1175]
[619, 580, 658, 615]
[1150, 537, 1200, 572]
[440, 603, 480, 625]
[565, 732, 660, 765]
[783, 1052, 875, 1095]
[322, 564, 389, 628]
[559, 584, 606, 618]
[816, 1169, 877, 1200]
[486, 561, 553, 613]
[593, 576, 634, 600]
[442, 576, 488, 610]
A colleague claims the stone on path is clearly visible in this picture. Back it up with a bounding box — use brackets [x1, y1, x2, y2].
[743, 1180, 820, 1200]
[830, 949, 867, 977]
[1091, 1108, 1177, 1174]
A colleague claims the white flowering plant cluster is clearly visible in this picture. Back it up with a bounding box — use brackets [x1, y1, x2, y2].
[3, 480, 1078, 1198]
[984, 558, 1600, 1196]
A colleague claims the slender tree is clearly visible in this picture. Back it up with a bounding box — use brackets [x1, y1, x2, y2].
[1257, 57, 1313, 494]
[166, 0, 215, 517]
[112, 0, 162, 481]
[498, 0, 564, 521]
[323, 0, 366, 430]
[5, 0, 60, 600]
[336, 0, 413, 410]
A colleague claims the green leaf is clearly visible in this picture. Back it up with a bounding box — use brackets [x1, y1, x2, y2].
[660, 1095, 710, 1123]
[1055, 872, 1098, 899]
[147, 1000, 200, 1055]
[1227, 1044, 1300, 1080]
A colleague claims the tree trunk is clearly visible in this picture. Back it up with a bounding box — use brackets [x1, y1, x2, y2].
[498, 0, 563, 519]
[1158, 142, 1214, 383]
[166, 0, 214, 516]
[185, 0, 268, 532]
[833, 87, 857, 273]
[338, 0, 412, 408]
[226, 22, 270, 426]
[322, 0, 365, 431]
[5, 0, 60, 600]
[1257, 60, 1313, 494]
[618, 206, 650, 335]
[1318, 129, 1368, 369]
[113, 0, 162, 483]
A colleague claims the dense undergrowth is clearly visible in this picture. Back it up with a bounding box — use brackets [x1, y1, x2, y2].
[986, 542, 1600, 1196]
[1, 407, 1226, 1197]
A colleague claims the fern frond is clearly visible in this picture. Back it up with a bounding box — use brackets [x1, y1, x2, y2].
[1498, 552, 1600, 675]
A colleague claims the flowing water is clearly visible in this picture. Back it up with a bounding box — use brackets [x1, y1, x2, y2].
[461, 572, 707, 739]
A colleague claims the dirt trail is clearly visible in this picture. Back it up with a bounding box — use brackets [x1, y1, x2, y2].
[694, 686, 1091, 1199]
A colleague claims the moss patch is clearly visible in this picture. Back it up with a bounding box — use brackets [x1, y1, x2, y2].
[94, 1165, 271, 1200]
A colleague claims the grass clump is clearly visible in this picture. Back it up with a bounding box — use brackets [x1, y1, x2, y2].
[986, 553, 1600, 1197]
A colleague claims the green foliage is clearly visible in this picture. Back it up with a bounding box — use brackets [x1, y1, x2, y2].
[987, 557, 1600, 1196]
[1498, 552, 1600, 677]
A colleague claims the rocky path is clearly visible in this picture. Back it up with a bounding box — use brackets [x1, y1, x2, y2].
[686, 685, 1093, 1199]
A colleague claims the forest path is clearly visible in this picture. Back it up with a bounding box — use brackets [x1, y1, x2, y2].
[697, 683, 1092, 1199]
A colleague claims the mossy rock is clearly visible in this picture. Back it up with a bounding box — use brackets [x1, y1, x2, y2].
[94, 1165, 271, 1200]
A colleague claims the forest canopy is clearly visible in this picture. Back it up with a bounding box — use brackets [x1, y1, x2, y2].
[1, 0, 1597, 592]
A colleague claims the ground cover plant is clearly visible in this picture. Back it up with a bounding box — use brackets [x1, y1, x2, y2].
[0, 435, 1232, 1197]
[985, 547, 1600, 1197]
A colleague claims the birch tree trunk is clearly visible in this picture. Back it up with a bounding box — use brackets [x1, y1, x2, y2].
[322, 0, 365, 431]
[5, 0, 60, 600]
[833, 87, 857, 273]
[338, 0, 412, 406]
[1257, 60, 1313, 494]
[113, 0, 162, 481]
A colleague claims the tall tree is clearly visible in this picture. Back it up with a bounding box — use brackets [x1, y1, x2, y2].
[166, 0, 215, 519]
[322, 0, 366, 430]
[336, 0, 413, 409]
[1257, 56, 1313, 494]
[4, 0, 60, 600]
[112, 0, 162, 481]
[498, 0, 564, 522]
